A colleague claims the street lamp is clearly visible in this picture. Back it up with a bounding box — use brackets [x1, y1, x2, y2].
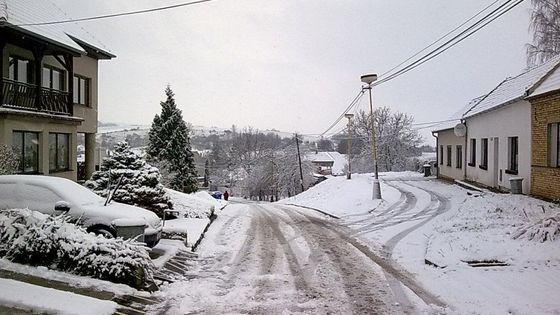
[344, 113, 354, 180]
[361, 73, 382, 199]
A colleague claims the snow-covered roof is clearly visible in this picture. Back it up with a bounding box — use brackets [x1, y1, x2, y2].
[432, 96, 484, 132]
[305, 151, 347, 175]
[464, 55, 560, 118]
[433, 55, 560, 133]
[2, 0, 114, 58]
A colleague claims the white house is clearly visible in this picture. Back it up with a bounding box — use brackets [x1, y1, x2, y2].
[433, 56, 560, 194]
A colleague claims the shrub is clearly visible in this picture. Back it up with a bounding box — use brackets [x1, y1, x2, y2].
[0, 145, 19, 175]
[513, 213, 560, 242]
[0, 209, 157, 291]
[85, 141, 172, 217]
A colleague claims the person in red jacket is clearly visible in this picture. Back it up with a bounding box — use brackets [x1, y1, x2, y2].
[223, 190, 229, 201]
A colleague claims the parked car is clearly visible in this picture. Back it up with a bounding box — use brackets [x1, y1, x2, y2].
[211, 191, 222, 199]
[0, 175, 162, 247]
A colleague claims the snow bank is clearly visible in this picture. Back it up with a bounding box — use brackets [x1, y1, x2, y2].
[162, 218, 209, 247]
[166, 189, 226, 218]
[0, 278, 117, 315]
[278, 174, 400, 217]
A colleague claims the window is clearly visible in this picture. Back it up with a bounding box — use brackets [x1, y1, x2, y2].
[439, 145, 444, 165]
[12, 131, 39, 173]
[480, 138, 488, 170]
[550, 123, 560, 167]
[49, 133, 70, 172]
[469, 138, 476, 166]
[446, 145, 452, 166]
[73, 75, 90, 105]
[8, 56, 33, 83]
[456, 145, 463, 169]
[42, 65, 65, 91]
[506, 137, 518, 174]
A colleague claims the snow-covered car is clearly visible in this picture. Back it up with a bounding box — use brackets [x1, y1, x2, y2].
[0, 175, 162, 247]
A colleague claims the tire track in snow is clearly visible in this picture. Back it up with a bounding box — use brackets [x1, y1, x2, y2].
[276, 205, 402, 315]
[279, 205, 446, 309]
[350, 181, 418, 237]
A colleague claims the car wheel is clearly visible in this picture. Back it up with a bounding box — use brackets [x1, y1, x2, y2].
[88, 225, 116, 238]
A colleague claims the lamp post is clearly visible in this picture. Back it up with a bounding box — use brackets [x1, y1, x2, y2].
[361, 73, 382, 199]
[344, 113, 354, 180]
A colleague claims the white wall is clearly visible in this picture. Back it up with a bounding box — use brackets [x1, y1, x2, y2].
[465, 100, 531, 193]
[437, 129, 465, 181]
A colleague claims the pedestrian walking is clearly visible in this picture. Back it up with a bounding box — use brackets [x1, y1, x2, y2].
[223, 190, 229, 201]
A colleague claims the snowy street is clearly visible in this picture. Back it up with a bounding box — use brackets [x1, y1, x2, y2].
[154, 195, 450, 314]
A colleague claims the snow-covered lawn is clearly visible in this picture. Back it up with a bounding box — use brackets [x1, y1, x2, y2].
[282, 172, 560, 314]
[166, 189, 227, 218]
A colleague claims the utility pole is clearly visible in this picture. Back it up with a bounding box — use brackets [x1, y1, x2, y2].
[295, 133, 305, 193]
[344, 113, 354, 179]
[361, 73, 381, 199]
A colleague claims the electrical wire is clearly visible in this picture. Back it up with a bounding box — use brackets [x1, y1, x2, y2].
[14, 0, 216, 26]
[379, 0, 502, 78]
[319, 89, 365, 137]
[374, 0, 525, 87]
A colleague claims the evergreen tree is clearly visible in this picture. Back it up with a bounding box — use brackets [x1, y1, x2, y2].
[147, 86, 198, 193]
[85, 141, 172, 216]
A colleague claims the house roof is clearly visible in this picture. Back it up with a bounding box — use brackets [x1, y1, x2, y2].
[431, 96, 484, 132]
[1, 0, 115, 59]
[432, 55, 560, 133]
[305, 151, 348, 175]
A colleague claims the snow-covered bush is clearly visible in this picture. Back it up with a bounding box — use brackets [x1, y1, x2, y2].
[0, 145, 19, 175]
[513, 214, 560, 242]
[85, 141, 172, 217]
[0, 209, 157, 290]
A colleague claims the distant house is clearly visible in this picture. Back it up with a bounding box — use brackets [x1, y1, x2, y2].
[432, 56, 560, 194]
[305, 151, 347, 176]
[526, 64, 560, 200]
[0, 0, 114, 181]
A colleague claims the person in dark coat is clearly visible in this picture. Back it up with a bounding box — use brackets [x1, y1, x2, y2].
[223, 190, 229, 201]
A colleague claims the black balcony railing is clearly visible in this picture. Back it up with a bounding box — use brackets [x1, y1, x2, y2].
[1, 79, 71, 115]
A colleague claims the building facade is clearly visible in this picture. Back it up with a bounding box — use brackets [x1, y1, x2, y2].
[0, 1, 114, 181]
[527, 66, 560, 200]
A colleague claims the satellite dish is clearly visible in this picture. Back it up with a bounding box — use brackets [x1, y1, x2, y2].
[454, 123, 467, 137]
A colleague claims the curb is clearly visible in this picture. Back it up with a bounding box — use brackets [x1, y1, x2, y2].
[191, 203, 229, 251]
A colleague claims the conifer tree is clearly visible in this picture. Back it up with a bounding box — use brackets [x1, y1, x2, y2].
[147, 86, 198, 193]
[85, 141, 172, 216]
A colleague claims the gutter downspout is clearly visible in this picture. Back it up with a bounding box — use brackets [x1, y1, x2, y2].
[462, 119, 468, 180]
[432, 131, 439, 178]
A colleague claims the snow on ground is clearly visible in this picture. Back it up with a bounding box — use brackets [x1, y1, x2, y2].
[0, 278, 117, 315]
[0, 259, 139, 296]
[279, 173, 402, 217]
[162, 218, 209, 247]
[286, 172, 560, 314]
[151, 204, 254, 314]
[166, 189, 227, 218]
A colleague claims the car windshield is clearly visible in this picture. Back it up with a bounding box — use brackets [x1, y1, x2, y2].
[57, 181, 104, 206]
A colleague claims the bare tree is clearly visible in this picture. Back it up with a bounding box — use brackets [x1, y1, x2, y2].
[350, 107, 423, 172]
[527, 0, 560, 66]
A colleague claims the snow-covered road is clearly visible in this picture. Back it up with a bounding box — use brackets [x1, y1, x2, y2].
[155, 201, 442, 314]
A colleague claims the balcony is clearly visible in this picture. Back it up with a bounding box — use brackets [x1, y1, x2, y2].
[1, 79, 71, 115]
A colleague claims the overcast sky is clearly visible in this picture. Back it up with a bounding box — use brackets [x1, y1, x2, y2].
[52, 0, 532, 141]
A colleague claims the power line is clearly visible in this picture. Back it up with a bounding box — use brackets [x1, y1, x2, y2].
[319, 89, 364, 137]
[374, 0, 525, 87]
[379, 0, 502, 78]
[14, 0, 216, 26]
[318, 0, 520, 141]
